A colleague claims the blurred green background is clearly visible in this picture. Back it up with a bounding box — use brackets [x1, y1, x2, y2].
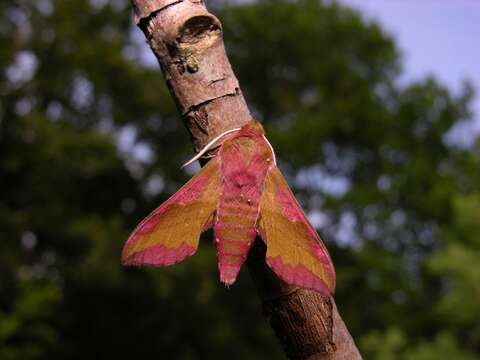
[1, 0, 479, 359]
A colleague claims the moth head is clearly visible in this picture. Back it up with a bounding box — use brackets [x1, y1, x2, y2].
[241, 119, 265, 135]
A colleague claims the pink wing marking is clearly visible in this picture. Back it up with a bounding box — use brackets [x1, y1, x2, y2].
[266, 257, 332, 295]
[123, 243, 197, 266]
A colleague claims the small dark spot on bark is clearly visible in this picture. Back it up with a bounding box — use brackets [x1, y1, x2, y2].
[176, 62, 186, 74]
[166, 42, 179, 57]
[187, 62, 199, 73]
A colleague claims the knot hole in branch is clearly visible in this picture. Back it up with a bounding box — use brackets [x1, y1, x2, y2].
[177, 15, 222, 45]
[173, 15, 222, 73]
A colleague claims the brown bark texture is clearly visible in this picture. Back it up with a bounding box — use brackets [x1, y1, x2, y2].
[130, 1, 362, 359]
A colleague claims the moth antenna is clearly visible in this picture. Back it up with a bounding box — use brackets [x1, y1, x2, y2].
[263, 135, 277, 165]
[182, 128, 241, 168]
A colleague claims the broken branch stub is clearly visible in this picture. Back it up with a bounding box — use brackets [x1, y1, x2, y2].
[135, 0, 251, 153]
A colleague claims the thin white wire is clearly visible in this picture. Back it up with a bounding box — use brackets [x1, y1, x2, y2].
[181, 127, 241, 168]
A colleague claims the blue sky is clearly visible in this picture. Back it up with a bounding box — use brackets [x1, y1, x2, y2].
[338, 0, 480, 146]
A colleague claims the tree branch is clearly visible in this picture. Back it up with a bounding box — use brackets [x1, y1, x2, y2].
[130, 1, 362, 358]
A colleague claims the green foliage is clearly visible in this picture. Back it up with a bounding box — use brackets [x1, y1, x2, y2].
[361, 327, 406, 360]
[0, 279, 60, 360]
[0, 0, 479, 359]
[404, 333, 478, 360]
[362, 329, 478, 360]
[428, 194, 480, 347]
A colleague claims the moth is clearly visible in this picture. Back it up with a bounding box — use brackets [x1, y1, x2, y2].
[122, 119, 335, 296]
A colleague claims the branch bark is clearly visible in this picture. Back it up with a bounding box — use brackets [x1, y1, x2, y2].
[130, 1, 362, 359]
